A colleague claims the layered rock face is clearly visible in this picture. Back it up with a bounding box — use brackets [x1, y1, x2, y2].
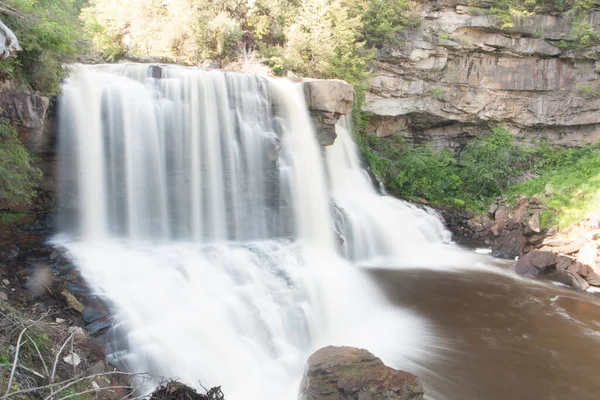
[300, 346, 424, 400]
[365, 1, 600, 149]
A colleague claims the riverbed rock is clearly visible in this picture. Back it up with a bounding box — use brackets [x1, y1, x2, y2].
[515, 251, 557, 276]
[300, 346, 424, 400]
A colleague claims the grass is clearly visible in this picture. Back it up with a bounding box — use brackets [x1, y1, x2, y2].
[507, 148, 600, 229]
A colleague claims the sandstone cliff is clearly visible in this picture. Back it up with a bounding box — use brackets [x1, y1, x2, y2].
[365, 1, 600, 149]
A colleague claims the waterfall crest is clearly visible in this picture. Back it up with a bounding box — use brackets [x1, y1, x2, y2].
[55, 64, 457, 399]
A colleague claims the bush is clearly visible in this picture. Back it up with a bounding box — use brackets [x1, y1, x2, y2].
[0, 123, 42, 205]
[357, 127, 532, 210]
[459, 126, 530, 199]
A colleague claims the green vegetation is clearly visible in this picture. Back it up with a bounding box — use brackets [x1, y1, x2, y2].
[81, 0, 419, 107]
[507, 143, 600, 229]
[0, 0, 88, 94]
[360, 0, 419, 48]
[0, 123, 42, 205]
[576, 84, 600, 97]
[358, 126, 600, 222]
[0, 212, 28, 225]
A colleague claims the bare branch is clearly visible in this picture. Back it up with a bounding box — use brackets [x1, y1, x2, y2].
[25, 334, 50, 377]
[49, 332, 74, 398]
[4, 327, 28, 397]
[3, 371, 150, 398]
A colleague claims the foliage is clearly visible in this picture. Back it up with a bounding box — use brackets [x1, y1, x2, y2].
[0, 123, 42, 205]
[1, 0, 88, 94]
[360, 0, 419, 48]
[356, 125, 600, 216]
[459, 126, 530, 199]
[508, 142, 600, 228]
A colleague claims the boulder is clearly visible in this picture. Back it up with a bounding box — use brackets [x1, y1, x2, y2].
[515, 250, 557, 276]
[300, 346, 424, 400]
[555, 271, 590, 291]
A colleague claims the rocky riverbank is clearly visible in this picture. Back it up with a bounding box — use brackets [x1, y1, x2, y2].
[448, 195, 600, 291]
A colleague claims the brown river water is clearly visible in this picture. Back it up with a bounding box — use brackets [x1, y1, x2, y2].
[369, 263, 600, 400]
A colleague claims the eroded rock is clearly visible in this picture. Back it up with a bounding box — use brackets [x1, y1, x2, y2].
[300, 346, 424, 400]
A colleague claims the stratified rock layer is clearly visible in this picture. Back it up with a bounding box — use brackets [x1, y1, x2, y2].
[365, 2, 600, 149]
[300, 346, 424, 400]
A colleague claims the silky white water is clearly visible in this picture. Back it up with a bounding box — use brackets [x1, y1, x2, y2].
[56, 64, 467, 398]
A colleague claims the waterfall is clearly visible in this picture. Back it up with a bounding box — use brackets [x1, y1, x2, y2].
[55, 64, 460, 399]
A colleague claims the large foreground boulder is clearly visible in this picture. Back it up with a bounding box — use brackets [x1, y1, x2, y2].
[300, 346, 424, 400]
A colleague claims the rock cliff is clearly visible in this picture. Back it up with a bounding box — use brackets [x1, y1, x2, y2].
[365, 1, 600, 149]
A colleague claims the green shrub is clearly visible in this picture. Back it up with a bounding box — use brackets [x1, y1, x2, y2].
[0, 0, 87, 94]
[0, 123, 42, 205]
[459, 126, 530, 199]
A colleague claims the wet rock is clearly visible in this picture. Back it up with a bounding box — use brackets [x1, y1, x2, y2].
[515, 250, 557, 276]
[87, 319, 112, 335]
[555, 271, 590, 291]
[83, 307, 105, 323]
[61, 290, 85, 313]
[300, 346, 424, 400]
[492, 231, 525, 259]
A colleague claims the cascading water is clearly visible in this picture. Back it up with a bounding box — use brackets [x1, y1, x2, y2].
[54, 63, 465, 399]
